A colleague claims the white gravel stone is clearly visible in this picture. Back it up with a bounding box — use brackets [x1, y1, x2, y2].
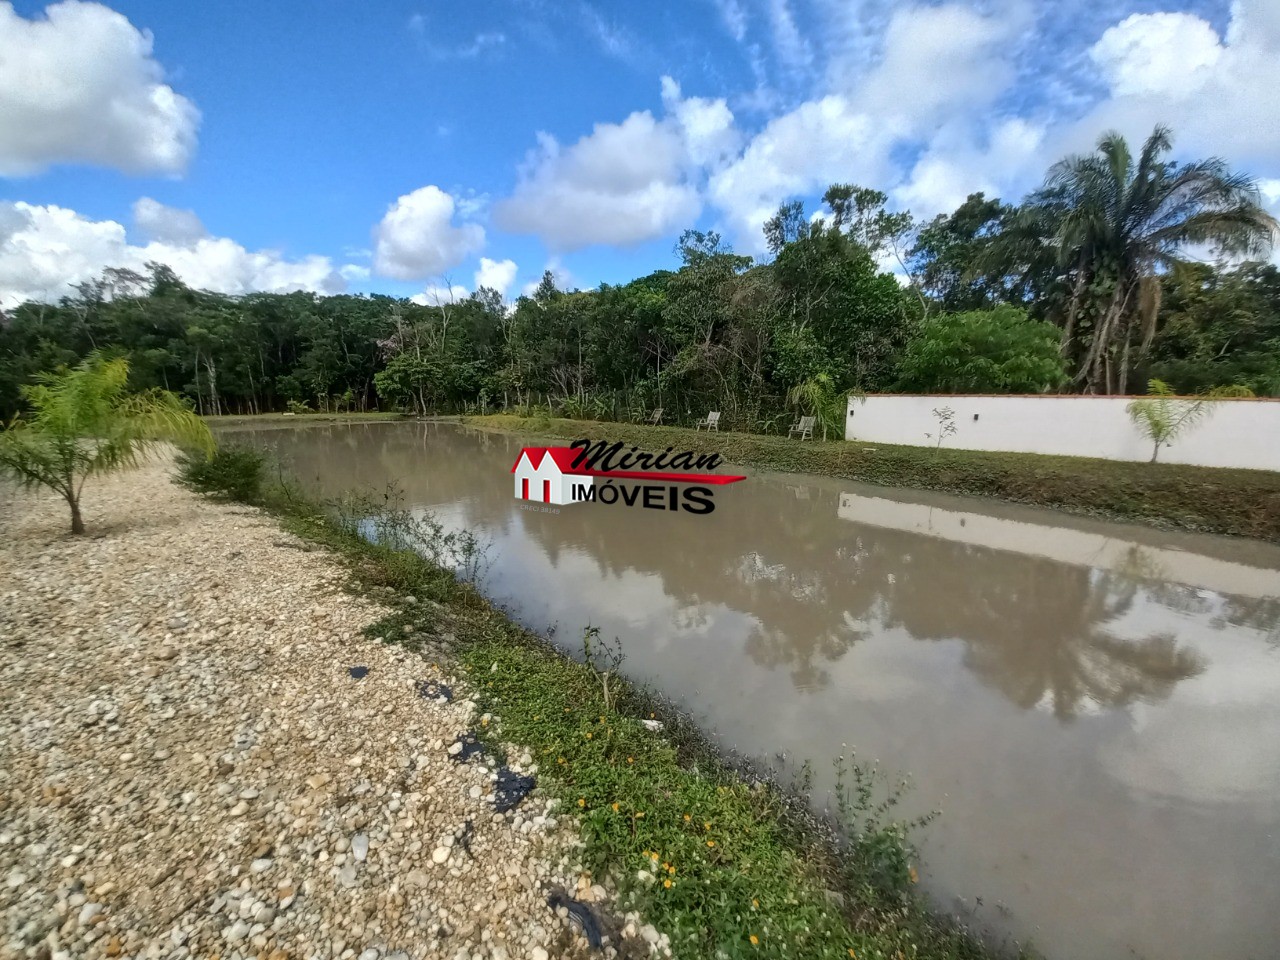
[0, 456, 656, 960]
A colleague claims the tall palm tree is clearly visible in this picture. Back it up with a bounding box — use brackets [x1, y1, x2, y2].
[1027, 125, 1277, 393]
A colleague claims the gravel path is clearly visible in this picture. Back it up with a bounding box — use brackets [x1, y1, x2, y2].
[0, 462, 631, 960]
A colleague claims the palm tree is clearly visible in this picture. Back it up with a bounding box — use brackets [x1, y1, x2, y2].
[0, 354, 214, 534]
[1026, 125, 1277, 393]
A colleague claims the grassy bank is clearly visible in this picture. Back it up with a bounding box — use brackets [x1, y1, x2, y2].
[205, 410, 409, 426]
[466, 413, 1280, 542]
[180, 447, 1004, 960]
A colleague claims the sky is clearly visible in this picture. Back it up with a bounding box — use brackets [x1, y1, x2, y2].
[1, 0, 1279, 307]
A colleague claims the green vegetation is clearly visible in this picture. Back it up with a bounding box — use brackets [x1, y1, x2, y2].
[3, 126, 1276, 431]
[1125, 380, 1212, 463]
[207, 411, 408, 426]
[989, 125, 1277, 394]
[469, 414, 1280, 541]
[178, 446, 999, 960]
[0, 354, 213, 534]
[176, 443, 266, 501]
[895, 307, 1066, 394]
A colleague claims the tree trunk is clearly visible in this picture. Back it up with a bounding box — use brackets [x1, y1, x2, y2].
[1151, 441, 1160, 463]
[68, 494, 85, 535]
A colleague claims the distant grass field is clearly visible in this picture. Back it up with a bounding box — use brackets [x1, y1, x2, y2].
[468, 414, 1280, 542]
[204, 411, 408, 426]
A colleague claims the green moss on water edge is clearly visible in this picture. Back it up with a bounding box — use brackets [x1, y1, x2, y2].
[180, 447, 1019, 960]
[464, 414, 1280, 543]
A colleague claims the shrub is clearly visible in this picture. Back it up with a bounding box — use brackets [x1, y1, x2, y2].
[895, 305, 1067, 393]
[177, 445, 266, 502]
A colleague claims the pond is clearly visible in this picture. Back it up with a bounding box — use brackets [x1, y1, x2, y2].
[223, 420, 1280, 960]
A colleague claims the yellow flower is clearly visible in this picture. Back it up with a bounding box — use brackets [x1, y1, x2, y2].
[612, 802, 620, 812]
[635, 811, 645, 819]
[667, 865, 676, 876]
[578, 798, 586, 807]
[599, 715, 606, 723]
[627, 757, 634, 764]
[706, 840, 716, 847]
[649, 712, 655, 718]
[533, 714, 540, 720]
[663, 878, 673, 889]
[683, 814, 691, 822]
[563, 707, 571, 713]
[750, 935, 759, 946]
[752, 899, 759, 909]
[557, 757, 566, 765]
[585, 732, 593, 739]
[703, 821, 711, 831]
[847, 950, 857, 959]
[481, 717, 489, 726]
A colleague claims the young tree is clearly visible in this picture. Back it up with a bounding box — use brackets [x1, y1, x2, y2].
[1126, 379, 1211, 463]
[0, 354, 214, 534]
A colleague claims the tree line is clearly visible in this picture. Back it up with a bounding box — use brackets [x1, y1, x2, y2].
[2, 125, 1277, 429]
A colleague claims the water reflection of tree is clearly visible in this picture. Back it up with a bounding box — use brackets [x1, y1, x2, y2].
[258, 424, 1216, 714]
[877, 543, 1207, 719]
[1214, 597, 1280, 647]
[494, 467, 876, 691]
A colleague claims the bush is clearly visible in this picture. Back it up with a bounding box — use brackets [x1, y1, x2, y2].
[177, 445, 266, 502]
[895, 305, 1067, 393]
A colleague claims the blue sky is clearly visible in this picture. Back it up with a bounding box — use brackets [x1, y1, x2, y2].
[1, 0, 1277, 306]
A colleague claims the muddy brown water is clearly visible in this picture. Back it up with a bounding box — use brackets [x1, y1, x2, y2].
[222, 420, 1280, 960]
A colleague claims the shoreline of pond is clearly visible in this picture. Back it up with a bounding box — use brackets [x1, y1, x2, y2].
[459, 413, 1280, 542]
[177, 442, 1015, 960]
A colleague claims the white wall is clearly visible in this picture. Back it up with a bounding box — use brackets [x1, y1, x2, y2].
[845, 394, 1280, 472]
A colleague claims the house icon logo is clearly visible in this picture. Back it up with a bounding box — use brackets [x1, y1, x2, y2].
[511, 447, 594, 506]
[510, 440, 746, 514]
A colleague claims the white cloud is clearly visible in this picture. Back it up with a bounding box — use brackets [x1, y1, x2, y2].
[1073, 0, 1280, 169]
[895, 119, 1046, 217]
[495, 111, 703, 251]
[707, 96, 895, 248]
[855, 4, 1024, 124]
[705, 3, 1023, 248]
[410, 283, 469, 306]
[0, 1, 198, 176]
[132, 197, 206, 245]
[765, 0, 813, 73]
[579, 4, 638, 63]
[407, 257, 520, 304]
[1089, 12, 1223, 99]
[713, 0, 747, 42]
[661, 77, 740, 168]
[0, 201, 348, 306]
[474, 257, 518, 296]
[372, 186, 486, 281]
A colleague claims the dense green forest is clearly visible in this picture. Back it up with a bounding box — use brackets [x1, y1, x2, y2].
[3, 126, 1278, 428]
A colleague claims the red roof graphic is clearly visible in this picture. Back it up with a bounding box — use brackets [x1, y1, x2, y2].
[510, 444, 746, 485]
[510, 447, 581, 473]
